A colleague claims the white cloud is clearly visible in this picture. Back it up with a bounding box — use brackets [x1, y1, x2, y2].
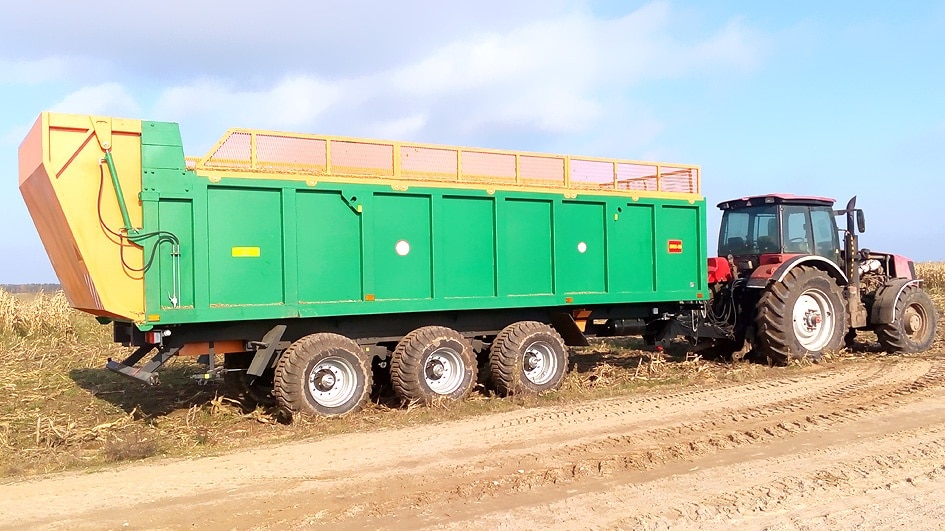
[154, 76, 342, 130]
[140, 2, 766, 153]
[50, 83, 141, 118]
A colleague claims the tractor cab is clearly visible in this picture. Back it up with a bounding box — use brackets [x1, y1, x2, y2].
[717, 194, 842, 275]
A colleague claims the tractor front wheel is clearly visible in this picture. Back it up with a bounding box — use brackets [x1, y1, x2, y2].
[876, 286, 937, 353]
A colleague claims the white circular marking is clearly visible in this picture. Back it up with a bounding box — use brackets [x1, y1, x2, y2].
[577, 242, 588, 254]
[395, 240, 411, 256]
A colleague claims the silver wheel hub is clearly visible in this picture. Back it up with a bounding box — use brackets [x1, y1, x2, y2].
[313, 369, 337, 392]
[307, 356, 358, 408]
[426, 359, 446, 379]
[792, 289, 835, 352]
[523, 341, 558, 385]
[424, 348, 464, 395]
[524, 352, 540, 371]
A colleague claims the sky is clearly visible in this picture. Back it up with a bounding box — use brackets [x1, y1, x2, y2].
[2, 0, 944, 282]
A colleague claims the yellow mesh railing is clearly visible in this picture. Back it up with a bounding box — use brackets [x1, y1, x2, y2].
[194, 129, 701, 195]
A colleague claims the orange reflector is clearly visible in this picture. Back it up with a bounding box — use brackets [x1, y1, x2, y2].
[565, 297, 573, 303]
[147, 314, 160, 321]
[697, 292, 703, 299]
[365, 294, 375, 301]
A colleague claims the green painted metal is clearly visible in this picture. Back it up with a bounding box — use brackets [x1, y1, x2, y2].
[103, 150, 136, 235]
[138, 121, 708, 329]
[296, 191, 363, 302]
[438, 196, 496, 298]
[503, 199, 554, 296]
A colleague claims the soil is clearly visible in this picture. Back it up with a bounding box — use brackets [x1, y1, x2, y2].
[3, 353, 945, 530]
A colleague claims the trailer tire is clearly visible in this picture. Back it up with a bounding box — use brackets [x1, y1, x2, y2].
[876, 286, 937, 353]
[490, 321, 568, 396]
[755, 266, 845, 365]
[391, 326, 476, 405]
[273, 334, 372, 418]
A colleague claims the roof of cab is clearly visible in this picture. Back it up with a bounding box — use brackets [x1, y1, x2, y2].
[717, 193, 836, 210]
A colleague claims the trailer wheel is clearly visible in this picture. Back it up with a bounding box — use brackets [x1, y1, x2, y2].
[391, 326, 476, 404]
[876, 286, 937, 353]
[273, 334, 372, 417]
[490, 321, 568, 396]
[755, 266, 845, 364]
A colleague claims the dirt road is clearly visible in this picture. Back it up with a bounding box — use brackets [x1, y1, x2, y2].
[3, 354, 945, 530]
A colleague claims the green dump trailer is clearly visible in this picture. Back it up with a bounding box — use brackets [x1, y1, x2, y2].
[19, 112, 707, 417]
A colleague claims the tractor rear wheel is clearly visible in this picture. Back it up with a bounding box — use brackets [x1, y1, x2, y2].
[490, 321, 568, 396]
[755, 266, 846, 364]
[391, 326, 476, 405]
[273, 334, 372, 418]
[876, 286, 937, 353]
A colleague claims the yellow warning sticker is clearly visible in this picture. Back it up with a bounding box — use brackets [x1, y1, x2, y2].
[232, 246, 261, 257]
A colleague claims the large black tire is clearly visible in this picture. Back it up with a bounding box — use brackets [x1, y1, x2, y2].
[490, 321, 568, 396]
[273, 333, 372, 418]
[876, 286, 937, 353]
[391, 326, 476, 404]
[755, 266, 846, 364]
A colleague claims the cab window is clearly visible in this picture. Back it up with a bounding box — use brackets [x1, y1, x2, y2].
[718, 205, 779, 255]
[782, 206, 812, 254]
[810, 207, 840, 262]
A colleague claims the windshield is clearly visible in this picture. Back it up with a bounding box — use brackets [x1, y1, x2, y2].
[718, 205, 780, 256]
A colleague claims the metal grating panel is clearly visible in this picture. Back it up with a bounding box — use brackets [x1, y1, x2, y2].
[401, 146, 458, 180]
[204, 131, 252, 169]
[519, 155, 565, 186]
[195, 129, 700, 196]
[461, 150, 516, 183]
[256, 134, 326, 173]
[616, 162, 658, 191]
[659, 167, 698, 193]
[571, 159, 614, 190]
[331, 141, 394, 177]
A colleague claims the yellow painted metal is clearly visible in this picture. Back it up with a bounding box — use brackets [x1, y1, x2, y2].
[18, 112, 145, 321]
[192, 128, 702, 200]
[231, 246, 261, 257]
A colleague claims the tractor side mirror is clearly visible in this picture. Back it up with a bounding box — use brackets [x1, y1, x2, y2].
[856, 209, 866, 233]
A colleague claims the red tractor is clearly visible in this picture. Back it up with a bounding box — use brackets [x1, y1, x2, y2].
[693, 194, 937, 363]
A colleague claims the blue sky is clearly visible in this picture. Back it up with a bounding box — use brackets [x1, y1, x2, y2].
[2, 1, 944, 282]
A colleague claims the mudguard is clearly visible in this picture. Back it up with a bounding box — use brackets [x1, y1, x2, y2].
[746, 254, 848, 289]
[870, 278, 922, 325]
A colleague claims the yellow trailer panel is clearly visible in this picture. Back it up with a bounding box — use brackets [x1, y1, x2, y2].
[18, 112, 145, 321]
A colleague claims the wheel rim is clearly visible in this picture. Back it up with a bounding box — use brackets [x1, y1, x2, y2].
[522, 340, 558, 385]
[792, 289, 835, 352]
[424, 347, 465, 395]
[902, 303, 929, 340]
[307, 355, 358, 408]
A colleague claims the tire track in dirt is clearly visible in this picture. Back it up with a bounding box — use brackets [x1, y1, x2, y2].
[272, 357, 945, 528]
[3, 356, 945, 530]
[391, 381, 945, 529]
[445, 424, 945, 530]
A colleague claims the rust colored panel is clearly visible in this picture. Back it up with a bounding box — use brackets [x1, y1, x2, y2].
[179, 341, 246, 357]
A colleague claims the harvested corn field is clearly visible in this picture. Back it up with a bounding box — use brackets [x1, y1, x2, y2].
[0, 265, 943, 528]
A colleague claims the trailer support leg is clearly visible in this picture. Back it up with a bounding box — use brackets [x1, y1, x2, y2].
[106, 346, 181, 385]
[247, 324, 288, 378]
